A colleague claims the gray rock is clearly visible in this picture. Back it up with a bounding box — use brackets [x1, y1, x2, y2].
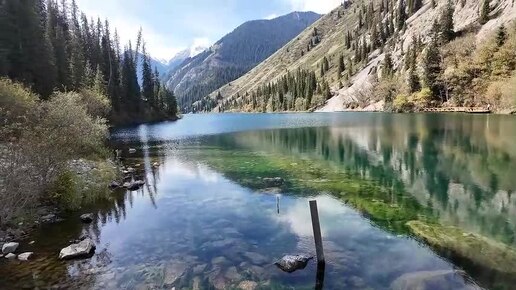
[274, 254, 313, 273]
[80, 213, 94, 223]
[238, 281, 258, 290]
[193, 264, 207, 275]
[262, 177, 284, 187]
[243, 251, 269, 265]
[128, 148, 137, 154]
[109, 181, 121, 189]
[59, 238, 96, 260]
[4, 253, 16, 259]
[224, 266, 242, 281]
[2, 242, 19, 254]
[18, 252, 33, 261]
[391, 270, 481, 290]
[163, 261, 187, 287]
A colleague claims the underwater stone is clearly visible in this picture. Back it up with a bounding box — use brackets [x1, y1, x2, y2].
[390, 270, 480, 290]
[262, 177, 284, 187]
[163, 261, 187, 287]
[2, 242, 19, 254]
[275, 255, 313, 273]
[407, 220, 516, 274]
[238, 280, 258, 290]
[243, 251, 269, 265]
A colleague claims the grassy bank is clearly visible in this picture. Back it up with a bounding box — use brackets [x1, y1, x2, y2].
[0, 79, 118, 232]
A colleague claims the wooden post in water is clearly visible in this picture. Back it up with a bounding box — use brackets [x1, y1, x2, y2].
[309, 200, 325, 264]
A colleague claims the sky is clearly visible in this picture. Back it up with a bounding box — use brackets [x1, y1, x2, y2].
[76, 0, 342, 61]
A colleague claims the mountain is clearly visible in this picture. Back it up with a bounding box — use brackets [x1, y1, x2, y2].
[167, 44, 208, 71]
[164, 11, 321, 112]
[204, 0, 516, 114]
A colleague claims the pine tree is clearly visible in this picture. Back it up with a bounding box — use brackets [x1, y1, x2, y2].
[396, 0, 407, 31]
[1, 0, 57, 97]
[141, 42, 155, 109]
[496, 24, 507, 47]
[439, 0, 455, 44]
[480, 0, 490, 25]
[382, 51, 394, 77]
[421, 38, 441, 98]
[338, 54, 345, 78]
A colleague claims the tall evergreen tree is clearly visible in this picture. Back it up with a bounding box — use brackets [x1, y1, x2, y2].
[480, 0, 490, 25]
[439, 0, 455, 44]
[421, 38, 441, 98]
[338, 54, 345, 78]
[141, 42, 155, 109]
[1, 0, 57, 97]
[496, 24, 507, 47]
[396, 0, 407, 31]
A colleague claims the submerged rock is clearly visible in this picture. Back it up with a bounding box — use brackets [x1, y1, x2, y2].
[80, 213, 94, 223]
[243, 251, 269, 265]
[4, 253, 16, 259]
[59, 238, 95, 260]
[18, 252, 33, 261]
[262, 177, 284, 187]
[163, 261, 188, 287]
[128, 148, 137, 154]
[391, 270, 480, 290]
[2, 242, 19, 254]
[407, 220, 516, 274]
[274, 254, 313, 273]
[238, 280, 258, 290]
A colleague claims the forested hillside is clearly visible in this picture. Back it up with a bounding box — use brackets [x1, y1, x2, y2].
[0, 0, 178, 124]
[203, 0, 516, 113]
[164, 11, 320, 112]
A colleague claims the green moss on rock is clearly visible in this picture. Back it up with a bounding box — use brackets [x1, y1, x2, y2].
[407, 220, 516, 274]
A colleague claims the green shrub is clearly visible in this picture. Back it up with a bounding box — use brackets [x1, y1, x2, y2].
[412, 87, 433, 109]
[78, 88, 111, 118]
[393, 94, 413, 112]
[49, 170, 82, 210]
[0, 78, 39, 140]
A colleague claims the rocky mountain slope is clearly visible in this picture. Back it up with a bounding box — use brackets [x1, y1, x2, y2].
[164, 11, 321, 112]
[205, 0, 516, 113]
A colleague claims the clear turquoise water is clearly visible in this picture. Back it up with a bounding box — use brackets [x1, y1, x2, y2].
[1, 113, 515, 289]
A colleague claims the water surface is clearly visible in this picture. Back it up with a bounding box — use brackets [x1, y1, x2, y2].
[1, 113, 516, 289]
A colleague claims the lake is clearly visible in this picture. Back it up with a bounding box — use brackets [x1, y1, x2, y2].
[1, 113, 516, 289]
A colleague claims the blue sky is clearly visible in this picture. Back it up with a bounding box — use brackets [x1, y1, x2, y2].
[76, 0, 342, 60]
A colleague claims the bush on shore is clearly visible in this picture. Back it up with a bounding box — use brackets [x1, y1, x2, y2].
[0, 78, 112, 226]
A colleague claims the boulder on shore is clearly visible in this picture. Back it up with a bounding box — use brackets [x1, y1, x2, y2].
[2, 242, 19, 254]
[59, 238, 96, 260]
[274, 255, 313, 273]
[18, 252, 33, 261]
[80, 213, 94, 223]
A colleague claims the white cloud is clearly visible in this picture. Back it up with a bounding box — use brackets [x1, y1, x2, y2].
[265, 13, 278, 20]
[286, 0, 342, 14]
